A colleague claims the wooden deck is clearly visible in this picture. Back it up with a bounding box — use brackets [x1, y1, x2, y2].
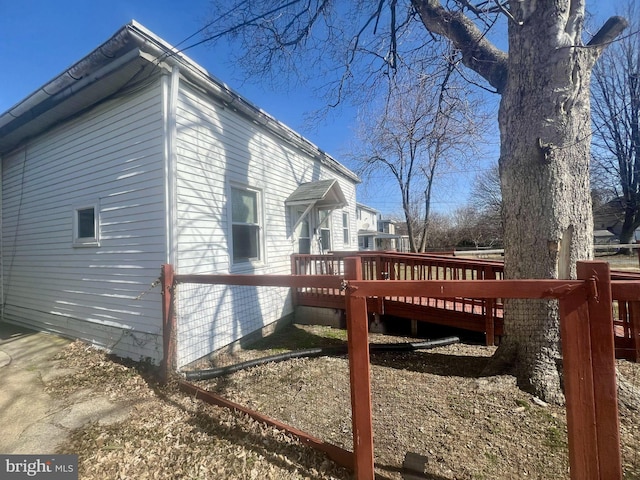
[292, 252, 640, 360]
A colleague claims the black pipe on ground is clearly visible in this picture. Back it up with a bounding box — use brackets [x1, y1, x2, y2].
[184, 335, 460, 381]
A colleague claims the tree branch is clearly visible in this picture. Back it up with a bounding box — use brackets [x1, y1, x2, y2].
[587, 16, 629, 48]
[411, 0, 508, 93]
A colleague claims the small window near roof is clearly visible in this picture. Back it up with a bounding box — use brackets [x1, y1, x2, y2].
[73, 205, 99, 246]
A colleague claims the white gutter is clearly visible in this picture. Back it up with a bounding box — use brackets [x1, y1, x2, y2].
[0, 25, 136, 131]
[0, 20, 360, 184]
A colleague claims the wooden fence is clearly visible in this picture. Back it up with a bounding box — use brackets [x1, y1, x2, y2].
[343, 258, 624, 480]
[160, 257, 640, 479]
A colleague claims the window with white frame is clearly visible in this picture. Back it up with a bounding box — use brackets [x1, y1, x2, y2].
[73, 204, 99, 246]
[294, 208, 311, 254]
[318, 209, 331, 253]
[342, 212, 350, 246]
[231, 186, 261, 263]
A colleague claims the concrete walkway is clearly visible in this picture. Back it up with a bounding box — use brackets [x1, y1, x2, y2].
[0, 323, 132, 454]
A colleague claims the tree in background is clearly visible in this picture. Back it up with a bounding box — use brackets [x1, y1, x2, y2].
[453, 205, 503, 249]
[591, 2, 640, 246]
[201, 1, 627, 403]
[472, 163, 502, 220]
[352, 64, 487, 252]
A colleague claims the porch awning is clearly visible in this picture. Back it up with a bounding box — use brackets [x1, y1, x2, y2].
[285, 179, 347, 232]
[285, 179, 347, 209]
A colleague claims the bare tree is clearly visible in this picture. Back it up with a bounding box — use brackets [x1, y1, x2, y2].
[200, 1, 628, 402]
[591, 1, 640, 247]
[472, 163, 502, 217]
[353, 64, 487, 252]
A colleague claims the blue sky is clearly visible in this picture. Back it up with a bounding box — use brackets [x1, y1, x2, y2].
[0, 1, 354, 152]
[0, 1, 622, 217]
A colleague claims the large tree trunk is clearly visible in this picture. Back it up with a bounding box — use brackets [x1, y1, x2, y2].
[493, 5, 596, 403]
[413, 0, 627, 403]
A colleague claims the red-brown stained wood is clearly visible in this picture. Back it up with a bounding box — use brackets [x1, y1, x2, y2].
[611, 281, 640, 299]
[345, 257, 375, 480]
[174, 273, 343, 289]
[630, 301, 640, 362]
[161, 264, 176, 383]
[348, 279, 583, 300]
[559, 283, 599, 479]
[578, 261, 622, 480]
[178, 380, 354, 470]
[484, 298, 495, 346]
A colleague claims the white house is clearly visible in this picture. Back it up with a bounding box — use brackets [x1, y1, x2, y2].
[356, 203, 405, 251]
[0, 21, 359, 367]
[357, 203, 379, 250]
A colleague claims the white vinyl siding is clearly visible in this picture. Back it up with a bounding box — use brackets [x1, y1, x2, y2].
[173, 82, 357, 366]
[1, 82, 167, 363]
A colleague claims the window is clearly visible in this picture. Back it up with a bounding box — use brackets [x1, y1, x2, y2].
[295, 208, 311, 254]
[342, 212, 350, 246]
[318, 209, 332, 253]
[231, 186, 261, 263]
[73, 204, 99, 246]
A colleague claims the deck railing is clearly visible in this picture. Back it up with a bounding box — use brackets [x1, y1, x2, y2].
[291, 252, 640, 360]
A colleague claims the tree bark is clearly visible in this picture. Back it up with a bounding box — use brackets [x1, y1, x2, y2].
[413, 0, 627, 402]
[495, 4, 596, 403]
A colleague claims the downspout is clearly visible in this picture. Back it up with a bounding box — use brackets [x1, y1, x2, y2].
[163, 66, 180, 268]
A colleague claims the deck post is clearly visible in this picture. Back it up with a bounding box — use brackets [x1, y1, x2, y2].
[483, 266, 496, 346]
[484, 299, 495, 346]
[160, 264, 176, 384]
[629, 301, 640, 362]
[290, 254, 299, 306]
[345, 257, 375, 480]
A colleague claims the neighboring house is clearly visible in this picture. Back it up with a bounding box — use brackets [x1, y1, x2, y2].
[593, 198, 640, 244]
[0, 21, 359, 367]
[356, 203, 406, 251]
[357, 203, 379, 250]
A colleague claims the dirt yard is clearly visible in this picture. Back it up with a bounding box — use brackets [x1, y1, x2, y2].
[49, 323, 640, 480]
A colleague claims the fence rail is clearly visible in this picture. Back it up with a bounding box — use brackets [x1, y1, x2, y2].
[342, 258, 623, 480]
[161, 258, 636, 480]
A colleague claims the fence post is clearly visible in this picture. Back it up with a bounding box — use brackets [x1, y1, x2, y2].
[559, 278, 598, 479]
[344, 256, 375, 480]
[160, 264, 176, 384]
[578, 261, 622, 480]
[560, 261, 621, 480]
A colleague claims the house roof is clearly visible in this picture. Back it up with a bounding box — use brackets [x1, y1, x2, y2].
[356, 202, 378, 213]
[285, 179, 347, 209]
[0, 21, 360, 183]
[357, 230, 401, 239]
